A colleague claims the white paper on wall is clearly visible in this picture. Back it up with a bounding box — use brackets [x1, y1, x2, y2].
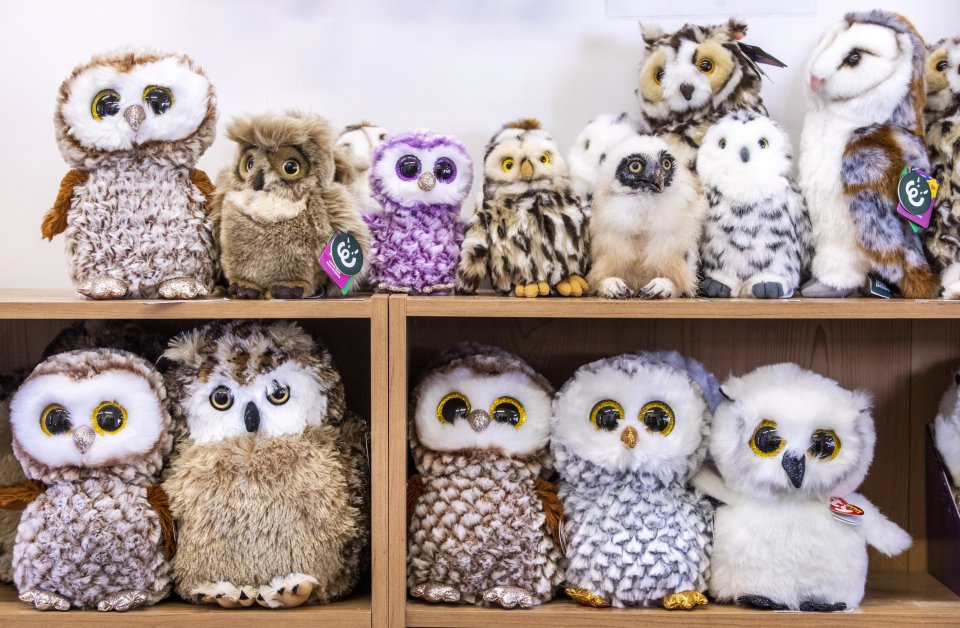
[605, 0, 816, 19]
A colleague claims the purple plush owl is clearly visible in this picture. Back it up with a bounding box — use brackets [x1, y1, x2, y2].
[365, 131, 473, 294]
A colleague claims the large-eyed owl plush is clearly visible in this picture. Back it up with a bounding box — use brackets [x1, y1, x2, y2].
[1, 349, 175, 611]
[799, 11, 937, 298]
[552, 352, 714, 609]
[42, 49, 218, 300]
[213, 112, 370, 299]
[365, 131, 473, 294]
[407, 343, 563, 608]
[704, 364, 911, 611]
[162, 320, 369, 609]
[335, 121, 389, 213]
[457, 119, 589, 298]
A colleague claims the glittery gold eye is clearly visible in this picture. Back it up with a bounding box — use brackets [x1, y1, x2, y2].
[540, 152, 551, 164]
[437, 392, 470, 424]
[640, 401, 675, 436]
[92, 401, 127, 435]
[490, 396, 525, 429]
[40, 404, 71, 436]
[267, 381, 290, 406]
[590, 400, 623, 431]
[750, 419, 785, 457]
[808, 429, 841, 461]
[502, 158, 515, 172]
[91, 89, 120, 121]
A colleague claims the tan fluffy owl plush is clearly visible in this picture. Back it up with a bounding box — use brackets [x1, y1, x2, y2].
[212, 112, 371, 299]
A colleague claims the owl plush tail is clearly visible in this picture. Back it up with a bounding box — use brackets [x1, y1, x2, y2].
[862, 246, 938, 298]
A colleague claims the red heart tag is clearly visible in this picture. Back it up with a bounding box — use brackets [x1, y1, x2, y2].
[830, 497, 864, 516]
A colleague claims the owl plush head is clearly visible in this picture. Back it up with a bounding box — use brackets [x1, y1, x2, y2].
[8, 349, 171, 485]
[483, 119, 569, 190]
[336, 121, 388, 181]
[369, 130, 473, 211]
[567, 112, 650, 204]
[55, 49, 216, 168]
[163, 320, 345, 445]
[410, 342, 553, 459]
[925, 37, 960, 117]
[552, 352, 712, 483]
[697, 109, 792, 202]
[712, 363, 875, 501]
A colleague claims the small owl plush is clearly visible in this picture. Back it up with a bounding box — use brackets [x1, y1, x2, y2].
[407, 343, 563, 608]
[697, 110, 812, 298]
[162, 320, 369, 609]
[588, 134, 705, 299]
[707, 364, 911, 611]
[213, 112, 370, 299]
[567, 112, 650, 213]
[552, 352, 714, 609]
[0, 370, 28, 583]
[364, 131, 473, 294]
[799, 11, 937, 298]
[2, 349, 175, 611]
[335, 121, 389, 212]
[457, 119, 589, 297]
[934, 367, 960, 491]
[42, 49, 217, 300]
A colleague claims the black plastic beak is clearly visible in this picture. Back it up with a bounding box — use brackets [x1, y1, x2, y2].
[244, 401, 260, 433]
[679, 83, 695, 101]
[781, 452, 805, 489]
[253, 170, 265, 191]
[740, 147, 750, 163]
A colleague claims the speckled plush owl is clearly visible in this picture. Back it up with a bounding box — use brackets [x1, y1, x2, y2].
[552, 352, 714, 609]
[335, 121, 389, 213]
[407, 343, 563, 608]
[213, 112, 370, 299]
[0, 370, 28, 584]
[42, 49, 217, 300]
[457, 119, 589, 298]
[162, 320, 369, 608]
[364, 130, 473, 294]
[1, 349, 175, 611]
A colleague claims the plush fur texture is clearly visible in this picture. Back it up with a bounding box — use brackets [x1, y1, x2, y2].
[552, 353, 713, 607]
[42, 320, 167, 363]
[707, 363, 911, 610]
[934, 369, 960, 487]
[698, 110, 812, 298]
[335, 122, 388, 213]
[163, 320, 369, 607]
[0, 370, 27, 583]
[213, 111, 370, 299]
[567, 113, 650, 213]
[407, 343, 562, 607]
[48, 49, 217, 300]
[799, 12, 936, 298]
[587, 134, 705, 299]
[365, 131, 472, 294]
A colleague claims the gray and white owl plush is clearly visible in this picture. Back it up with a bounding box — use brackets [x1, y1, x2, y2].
[552, 352, 714, 609]
[697, 110, 812, 298]
[934, 367, 960, 491]
[567, 113, 650, 214]
[705, 364, 911, 611]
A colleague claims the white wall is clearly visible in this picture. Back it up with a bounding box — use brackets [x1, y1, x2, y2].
[1, 0, 957, 289]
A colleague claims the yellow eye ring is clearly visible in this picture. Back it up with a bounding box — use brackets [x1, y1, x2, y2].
[661, 158, 672, 170]
[502, 158, 515, 172]
[92, 401, 127, 435]
[539, 152, 551, 164]
[750, 419, 785, 457]
[267, 382, 290, 406]
[40, 404, 71, 436]
[628, 160, 643, 173]
[590, 399, 624, 431]
[490, 396, 526, 429]
[90, 89, 120, 121]
[640, 400, 675, 436]
[437, 392, 470, 424]
[808, 429, 841, 461]
[699, 58, 715, 74]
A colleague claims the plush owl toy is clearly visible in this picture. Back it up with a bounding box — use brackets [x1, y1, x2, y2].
[588, 134, 705, 299]
[213, 111, 369, 299]
[0, 349, 175, 611]
[162, 320, 369, 608]
[934, 366, 960, 491]
[567, 112, 650, 213]
[697, 110, 812, 298]
[0, 370, 28, 584]
[335, 121, 389, 213]
[42, 49, 217, 300]
[799, 11, 937, 299]
[552, 352, 714, 609]
[407, 343, 563, 608]
[705, 363, 911, 611]
[364, 131, 473, 294]
[457, 119, 589, 297]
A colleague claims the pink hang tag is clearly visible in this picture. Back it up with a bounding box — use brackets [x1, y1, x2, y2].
[318, 230, 363, 295]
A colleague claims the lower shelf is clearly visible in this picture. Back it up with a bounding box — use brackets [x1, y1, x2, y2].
[406, 574, 960, 627]
[0, 587, 371, 627]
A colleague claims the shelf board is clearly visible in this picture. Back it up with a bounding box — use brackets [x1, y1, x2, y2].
[406, 573, 960, 627]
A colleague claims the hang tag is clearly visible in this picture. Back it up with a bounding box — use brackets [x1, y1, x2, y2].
[738, 43, 788, 68]
[829, 496, 864, 526]
[896, 166, 938, 231]
[318, 230, 363, 295]
[867, 275, 893, 299]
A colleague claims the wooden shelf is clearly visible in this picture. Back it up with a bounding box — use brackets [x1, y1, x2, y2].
[405, 574, 960, 627]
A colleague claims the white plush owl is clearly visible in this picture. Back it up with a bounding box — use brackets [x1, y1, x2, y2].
[336, 121, 388, 212]
[567, 113, 650, 213]
[934, 368, 960, 489]
[705, 363, 911, 611]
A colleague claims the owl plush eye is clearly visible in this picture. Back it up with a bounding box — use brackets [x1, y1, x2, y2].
[437, 392, 470, 424]
[91, 89, 121, 121]
[502, 158, 515, 172]
[92, 401, 127, 435]
[699, 58, 715, 73]
[539, 152, 551, 164]
[655, 68, 665, 84]
[640, 401, 675, 436]
[142, 85, 173, 115]
[719, 138, 726, 149]
[628, 159, 643, 173]
[937, 59, 949, 72]
[396, 154, 421, 180]
[245, 155, 255, 172]
[267, 381, 290, 406]
[750, 420, 785, 457]
[758, 138, 769, 149]
[843, 50, 862, 67]
[661, 157, 672, 170]
[40, 404, 71, 436]
[491, 396, 525, 428]
[282, 159, 301, 177]
[433, 157, 457, 183]
[590, 400, 624, 431]
[808, 429, 841, 460]
[210, 385, 234, 411]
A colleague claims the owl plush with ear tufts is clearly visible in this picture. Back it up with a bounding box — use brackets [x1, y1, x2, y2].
[705, 364, 911, 611]
[335, 121, 389, 213]
[567, 112, 650, 214]
[799, 11, 937, 298]
[42, 49, 217, 300]
[213, 111, 370, 299]
[457, 119, 589, 297]
[407, 343, 563, 608]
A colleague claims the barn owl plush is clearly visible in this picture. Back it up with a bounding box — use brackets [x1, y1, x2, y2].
[706, 364, 911, 611]
[698, 110, 812, 298]
[567, 113, 650, 213]
[799, 11, 937, 298]
[42, 49, 217, 300]
[407, 343, 563, 608]
[934, 367, 960, 489]
[335, 121, 388, 212]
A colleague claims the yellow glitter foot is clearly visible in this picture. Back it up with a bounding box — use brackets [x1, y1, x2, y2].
[565, 587, 611, 608]
[662, 590, 708, 610]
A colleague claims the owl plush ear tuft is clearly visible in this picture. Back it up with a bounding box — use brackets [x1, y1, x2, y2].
[503, 118, 541, 132]
[162, 328, 207, 370]
[726, 18, 748, 41]
[639, 22, 664, 45]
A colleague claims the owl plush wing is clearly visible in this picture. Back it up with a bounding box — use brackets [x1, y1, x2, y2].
[41, 169, 89, 240]
[0, 479, 45, 510]
[189, 169, 216, 214]
[146, 485, 176, 558]
[335, 411, 372, 572]
[787, 182, 814, 276]
[456, 200, 491, 294]
[406, 474, 424, 528]
[845, 492, 911, 557]
[535, 478, 564, 550]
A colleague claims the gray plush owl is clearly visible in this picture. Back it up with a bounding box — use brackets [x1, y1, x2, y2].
[407, 343, 563, 608]
[2, 349, 175, 611]
[457, 119, 589, 298]
[162, 320, 369, 608]
[552, 352, 714, 609]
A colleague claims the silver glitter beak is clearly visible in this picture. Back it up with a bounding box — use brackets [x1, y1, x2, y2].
[124, 105, 146, 132]
[468, 409, 491, 433]
[73, 425, 95, 454]
[417, 172, 436, 191]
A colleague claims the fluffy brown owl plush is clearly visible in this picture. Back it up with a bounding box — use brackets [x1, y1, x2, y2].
[212, 112, 371, 299]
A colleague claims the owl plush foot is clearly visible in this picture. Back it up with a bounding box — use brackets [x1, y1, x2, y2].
[158, 277, 208, 300]
[96, 590, 148, 612]
[799, 600, 847, 612]
[268, 282, 308, 299]
[799, 279, 856, 298]
[942, 281, 960, 300]
[482, 585, 535, 609]
[701, 277, 732, 298]
[19, 589, 71, 611]
[556, 275, 589, 297]
[410, 581, 462, 603]
[662, 590, 708, 610]
[595, 277, 633, 299]
[194, 581, 257, 608]
[228, 283, 263, 299]
[78, 277, 128, 299]
[751, 281, 786, 299]
[736, 594, 788, 610]
[564, 587, 611, 608]
[256, 573, 318, 608]
[514, 282, 549, 298]
[638, 277, 676, 299]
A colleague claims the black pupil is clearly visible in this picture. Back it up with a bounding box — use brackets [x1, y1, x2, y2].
[213, 388, 230, 407]
[284, 160, 299, 175]
[144, 88, 171, 115]
[493, 402, 520, 426]
[810, 432, 836, 459]
[847, 53, 860, 66]
[701, 61, 711, 70]
[44, 408, 70, 435]
[96, 92, 120, 119]
[938, 61, 948, 71]
[643, 406, 670, 432]
[630, 160, 643, 171]
[271, 385, 287, 399]
[246, 158, 254, 170]
[434, 159, 454, 181]
[656, 69, 664, 81]
[754, 426, 781, 453]
[96, 404, 124, 432]
[398, 155, 420, 179]
[441, 397, 468, 422]
[595, 406, 621, 431]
